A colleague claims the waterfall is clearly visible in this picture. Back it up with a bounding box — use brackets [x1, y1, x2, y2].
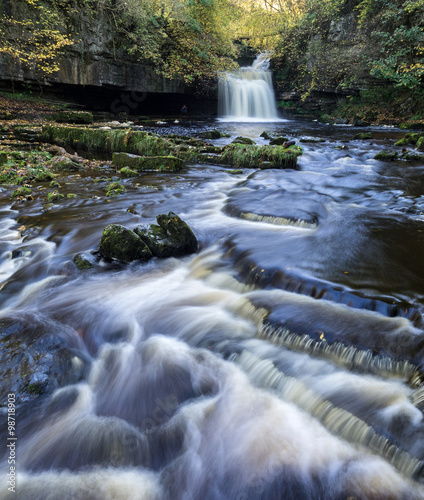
[218, 52, 282, 122]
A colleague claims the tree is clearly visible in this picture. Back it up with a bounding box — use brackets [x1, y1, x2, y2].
[0, 0, 74, 78]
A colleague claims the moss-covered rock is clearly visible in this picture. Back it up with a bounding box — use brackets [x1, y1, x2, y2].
[402, 152, 424, 161]
[120, 167, 138, 177]
[399, 121, 424, 130]
[49, 156, 81, 172]
[269, 137, 289, 145]
[354, 132, 373, 140]
[11, 187, 31, 198]
[47, 190, 66, 202]
[260, 131, 274, 140]
[73, 253, 94, 269]
[112, 152, 183, 172]
[41, 126, 172, 157]
[232, 137, 255, 145]
[99, 224, 152, 263]
[134, 212, 197, 258]
[0, 151, 8, 165]
[374, 151, 398, 161]
[417, 136, 424, 151]
[67, 193, 78, 198]
[221, 143, 302, 169]
[50, 180, 61, 188]
[394, 137, 410, 147]
[106, 181, 126, 197]
[156, 212, 198, 255]
[52, 111, 94, 124]
[227, 169, 243, 175]
[198, 129, 225, 139]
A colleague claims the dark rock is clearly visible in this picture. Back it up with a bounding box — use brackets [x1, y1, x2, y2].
[399, 122, 424, 130]
[51, 111, 94, 124]
[269, 137, 290, 146]
[0, 317, 87, 407]
[232, 137, 255, 145]
[112, 152, 183, 173]
[198, 129, 224, 139]
[374, 151, 398, 161]
[49, 155, 81, 172]
[99, 224, 152, 263]
[260, 131, 274, 140]
[106, 181, 126, 197]
[134, 212, 198, 258]
[73, 253, 94, 269]
[354, 132, 373, 140]
[127, 203, 138, 214]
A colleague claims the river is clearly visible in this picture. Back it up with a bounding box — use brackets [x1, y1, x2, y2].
[1, 118, 424, 499]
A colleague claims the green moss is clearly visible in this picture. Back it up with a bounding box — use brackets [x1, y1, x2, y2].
[51, 111, 94, 124]
[112, 152, 183, 172]
[50, 180, 61, 188]
[232, 137, 255, 145]
[106, 181, 126, 197]
[67, 193, 78, 198]
[99, 224, 152, 263]
[11, 187, 31, 198]
[417, 136, 424, 151]
[220, 143, 302, 169]
[227, 169, 243, 175]
[120, 167, 138, 177]
[399, 122, 424, 130]
[73, 253, 93, 269]
[394, 137, 410, 146]
[269, 137, 289, 145]
[47, 190, 66, 202]
[198, 129, 223, 139]
[354, 132, 373, 140]
[41, 126, 172, 157]
[374, 151, 398, 161]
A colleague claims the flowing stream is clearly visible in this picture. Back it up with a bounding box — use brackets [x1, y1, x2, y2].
[1, 119, 424, 499]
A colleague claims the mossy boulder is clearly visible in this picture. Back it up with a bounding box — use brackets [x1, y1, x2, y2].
[106, 182, 126, 197]
[354, 132, 373, 140]
[417, 136, 424, 151]
[120, 167, 138, 177]
[12, 187, 31, 198]
[399, 121, 424, 130]
[73, 253, 94, 269]
[374, 151, 398, 161]
[260, 131, 274, 140]
[227, 169, 243, 175]
[269, 137, 289, 145]
[394, 137, 410, 147]
[49, 156, 81, 172]
[52, 111, 94, 124]
[47, 190, 66, 202]
[112, 152, 183, 173]
[134, 212, 197, 258]
[99, 224, 152, 263]
[232, 137, 255, 145]
[198, 129, 224, 139]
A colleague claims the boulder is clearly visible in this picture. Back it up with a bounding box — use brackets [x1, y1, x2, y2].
[106, 182, 126, 197]
[51, 111, 94, 124]
[112, 152, 183, 173]
[269, 137, 289, 146]
[0, 317, 86, 407]
[232, 137, 255, 145]
[134, 212, 198, 258]
[374, 151, 398, 161]
[73, 253, 94, 269]
[99, 224, 152, 263]
[353, 132, 373, 140]
[49, 155, 81, 172]
[198, 129, 225, 139]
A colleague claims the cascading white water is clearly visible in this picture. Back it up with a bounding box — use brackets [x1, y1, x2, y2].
[218, 52, 282, 122]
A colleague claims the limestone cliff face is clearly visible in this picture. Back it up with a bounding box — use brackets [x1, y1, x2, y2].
[0, 1, 185, 94]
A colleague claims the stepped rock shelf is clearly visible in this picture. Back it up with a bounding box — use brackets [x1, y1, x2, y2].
[40, 125, 303, 170]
